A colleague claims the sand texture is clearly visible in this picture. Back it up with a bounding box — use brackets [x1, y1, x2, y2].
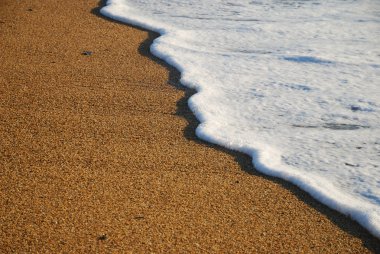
[1, 0, 379, 253]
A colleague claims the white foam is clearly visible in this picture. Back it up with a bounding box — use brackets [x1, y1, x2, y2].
[101, 0, 380, 238]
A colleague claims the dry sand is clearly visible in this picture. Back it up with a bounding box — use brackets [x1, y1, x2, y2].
[0, 0, 379, 253]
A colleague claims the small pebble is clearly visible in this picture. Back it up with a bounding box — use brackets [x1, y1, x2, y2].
[97, 234, 107, 241]
[82, 51, 93, 56]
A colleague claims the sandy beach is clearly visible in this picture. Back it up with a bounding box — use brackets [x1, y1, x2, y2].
[1, 0, 379, 252]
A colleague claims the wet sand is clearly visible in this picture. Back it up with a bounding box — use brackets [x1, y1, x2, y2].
[0, 0, 379, 252]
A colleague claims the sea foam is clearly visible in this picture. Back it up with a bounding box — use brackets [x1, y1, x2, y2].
[101, 0, 380, 237]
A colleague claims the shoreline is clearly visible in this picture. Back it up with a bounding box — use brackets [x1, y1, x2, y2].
[0, 0, 379, 252]
[99, 0, 380, 240]
[99, 0, 380, 239]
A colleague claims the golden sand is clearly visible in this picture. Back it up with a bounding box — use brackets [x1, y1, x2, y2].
[1, 0, 379, 252]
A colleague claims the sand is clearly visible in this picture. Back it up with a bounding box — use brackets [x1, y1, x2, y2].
[0, 0, 379, 253]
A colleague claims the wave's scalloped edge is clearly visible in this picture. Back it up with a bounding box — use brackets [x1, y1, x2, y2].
[100, 0, 380, 239]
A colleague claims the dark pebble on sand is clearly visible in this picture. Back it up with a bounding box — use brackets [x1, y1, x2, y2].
[82, 51, 93, 56]
[97, 234, 107, 241]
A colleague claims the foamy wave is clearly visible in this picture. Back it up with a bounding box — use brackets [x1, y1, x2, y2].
[101, 0, 380, 238]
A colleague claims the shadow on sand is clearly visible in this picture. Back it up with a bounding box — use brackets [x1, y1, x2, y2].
[92, 0, 380, 251]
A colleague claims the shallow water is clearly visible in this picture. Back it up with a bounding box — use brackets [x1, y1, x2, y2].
[102, 0, 380, 237]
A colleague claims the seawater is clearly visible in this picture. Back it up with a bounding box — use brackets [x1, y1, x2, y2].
[101, 0, 380, 237]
